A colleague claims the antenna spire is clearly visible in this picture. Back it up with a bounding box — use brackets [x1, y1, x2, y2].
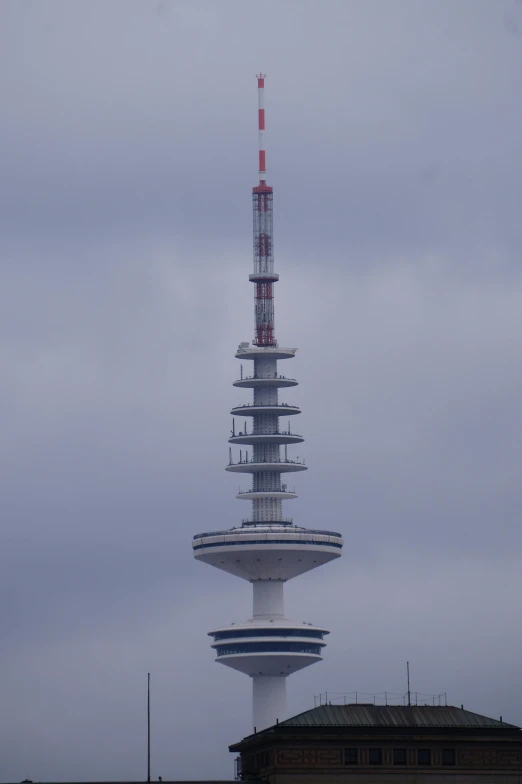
[256, 73, 267, 181]
[251, 75, 276, 347]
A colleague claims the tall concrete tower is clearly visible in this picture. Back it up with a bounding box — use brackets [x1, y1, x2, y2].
[192, 75, 343, 732]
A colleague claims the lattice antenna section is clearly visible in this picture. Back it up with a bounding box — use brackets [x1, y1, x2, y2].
[251, 74, 277, 347]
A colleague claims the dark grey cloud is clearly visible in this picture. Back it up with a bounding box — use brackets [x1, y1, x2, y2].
[1, 0, 522, 780]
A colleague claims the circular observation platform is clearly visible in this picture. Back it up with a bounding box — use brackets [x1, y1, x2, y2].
[192, 524, 343, 580]
[226, 460, 307, 474]
[235, 344, 297, 361]
[236, 489, 298, 501]
[233, 376, 298, 389]
[229, 432, 304, 446]
[208, 619, 328, 676]
[231, 404, 301, 417]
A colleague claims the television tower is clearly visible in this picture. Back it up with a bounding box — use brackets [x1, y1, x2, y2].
[192, 75, 343, 732]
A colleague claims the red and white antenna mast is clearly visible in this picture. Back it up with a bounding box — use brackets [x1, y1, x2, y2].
[257, 73, 267, 179]
[251, 74, 278, 347]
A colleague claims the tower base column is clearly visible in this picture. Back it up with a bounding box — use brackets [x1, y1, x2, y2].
[252, 675, 286, 731]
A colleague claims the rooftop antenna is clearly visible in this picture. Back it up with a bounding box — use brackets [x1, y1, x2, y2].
[147, 673, 151, 782]
[407, 662, 411, 707]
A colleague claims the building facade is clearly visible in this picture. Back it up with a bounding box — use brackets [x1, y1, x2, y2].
[230, 704, 522, 783]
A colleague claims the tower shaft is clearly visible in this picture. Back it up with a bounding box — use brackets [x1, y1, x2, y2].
[253, 676, 286, 733]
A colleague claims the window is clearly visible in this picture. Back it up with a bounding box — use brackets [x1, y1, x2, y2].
[368, 749, 382, 765]
[417, 749, 431, 766]
[344, 748, 358, 765]
[215, 642, 322, 656]
[393, 749, 406, 765]
[214, 628, 325, 640]
[442, 749, 456, 766]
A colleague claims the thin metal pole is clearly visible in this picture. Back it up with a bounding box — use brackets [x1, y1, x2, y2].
[147, 673, 151, 783]
[407, 662, 411, 707]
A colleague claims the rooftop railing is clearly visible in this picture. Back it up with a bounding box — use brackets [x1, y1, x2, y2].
[313, 691, 448, 708]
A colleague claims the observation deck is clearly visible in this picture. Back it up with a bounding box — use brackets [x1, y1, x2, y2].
[233, 374, 298, 389]
[236, 489, 298, 500]
[192, 524, 343, 580]
[229, 431, 304, 446]
[231, 403, 301, 417]
[209, 618, 328, 677]
[235, 343, 297, 361]
[226, 458, 307, 474]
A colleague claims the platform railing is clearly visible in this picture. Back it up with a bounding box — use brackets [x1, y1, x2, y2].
[235, 373, 295, 381]
[232, 402, 299, 410]
[230, 429, 303, 439]
[228, 456, 305, 466]
[241, 518, 294, 525]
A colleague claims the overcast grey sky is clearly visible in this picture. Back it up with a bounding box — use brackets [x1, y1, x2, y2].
[2, 0, 522, 780]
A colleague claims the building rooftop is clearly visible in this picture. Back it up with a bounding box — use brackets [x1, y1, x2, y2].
[230, 704, 521, 750]
[276, 704, 519, 730]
